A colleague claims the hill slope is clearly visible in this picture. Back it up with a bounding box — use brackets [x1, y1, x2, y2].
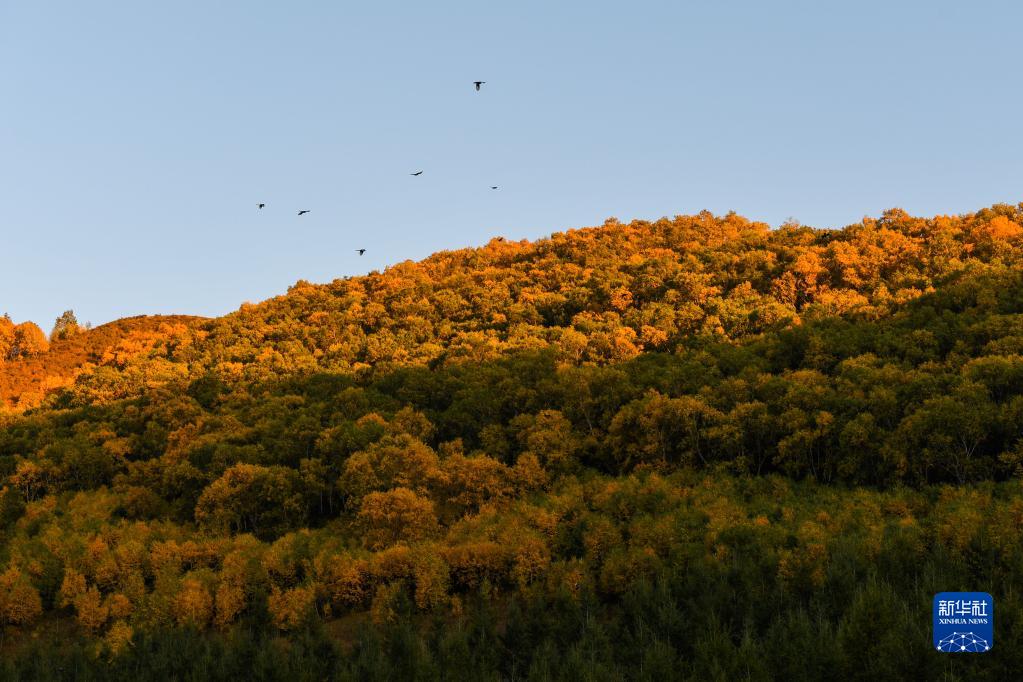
[12, 204, 1023, 408]
[0, 315, 204, 410]
[0, 205, 1022, 678]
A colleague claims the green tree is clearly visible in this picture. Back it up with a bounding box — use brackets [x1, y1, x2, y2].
[194, 463, 307, 539]
[50, 310, 81, 341]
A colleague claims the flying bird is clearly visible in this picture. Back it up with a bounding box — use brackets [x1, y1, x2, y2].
[490, 186, 498, 190]
[297, 210, 310, 216]
[410, 170, 423, 176]
[474, 81, 485, 91]
[356, 249, 366, 256]
[258, 203, 266, 209]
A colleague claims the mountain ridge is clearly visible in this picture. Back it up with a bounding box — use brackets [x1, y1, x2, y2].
[5, 204, 1021, 410]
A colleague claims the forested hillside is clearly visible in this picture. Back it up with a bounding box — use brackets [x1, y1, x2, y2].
[0, 315, 202, 411]
[1, 205, 1022, 680]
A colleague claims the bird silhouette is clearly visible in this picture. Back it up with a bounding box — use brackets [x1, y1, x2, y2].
[297, 210, 310, 216]
[474, 81, 485, 91]
[490, 186, 498, 190]
[410, 170, 423, 176]
[356, 249, 366, 256]
[258, 203, 266, 209]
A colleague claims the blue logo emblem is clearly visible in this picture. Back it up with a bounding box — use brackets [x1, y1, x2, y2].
[933, 592, 993, 652]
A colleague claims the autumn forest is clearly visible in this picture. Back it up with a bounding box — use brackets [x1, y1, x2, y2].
[2, 206, 1023, 679]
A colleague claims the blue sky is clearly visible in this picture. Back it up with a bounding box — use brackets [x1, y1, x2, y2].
[2, 1, 1021, 328]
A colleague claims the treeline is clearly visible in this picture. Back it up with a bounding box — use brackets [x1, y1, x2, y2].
[0, 310, 81, 364]
[17, 204, 1023, 408]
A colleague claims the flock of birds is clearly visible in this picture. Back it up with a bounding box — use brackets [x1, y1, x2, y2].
[257, 81, 494, 258]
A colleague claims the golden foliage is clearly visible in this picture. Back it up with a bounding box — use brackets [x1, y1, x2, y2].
[442, 454, 513, 512]
[105, 593, 134, 620]
[317, 554, 369, 609]
[0, 566, 43, 626]
[74, 586, 109, 633]
[173, 578, 213, 628]
[268, 585, 315, 631]
[103, 620, 134, 656]
[510, 536, 551, 588]
[357, 488, 438, 550]
[442, 542, 508, 590]
[214, 583, 247, 628]
[58, 567, 88, 608]
[411, 547, 449, 610]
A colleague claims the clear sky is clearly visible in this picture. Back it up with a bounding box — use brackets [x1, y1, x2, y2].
[2, 1, 1021, 328]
